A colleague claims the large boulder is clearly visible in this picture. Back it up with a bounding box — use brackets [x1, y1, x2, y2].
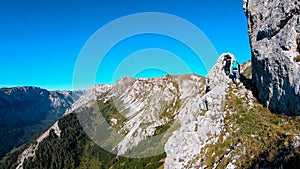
[244, 0, 300, 115]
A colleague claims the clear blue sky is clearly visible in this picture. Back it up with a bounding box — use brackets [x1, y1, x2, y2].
[0, 0, 251, 90]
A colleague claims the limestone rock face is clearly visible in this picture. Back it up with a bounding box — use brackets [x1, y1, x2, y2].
[244, 0, 300, 115]
[164, 54, 230, 168]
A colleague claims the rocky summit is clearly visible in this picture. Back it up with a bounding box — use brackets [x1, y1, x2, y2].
[244, 0, 300, 115]
[165, 54, 229, 168]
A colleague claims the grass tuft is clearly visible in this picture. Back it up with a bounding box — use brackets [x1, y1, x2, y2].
[294, 55, 300, 62]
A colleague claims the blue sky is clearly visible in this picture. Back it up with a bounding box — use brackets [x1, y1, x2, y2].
[0, 0, 251, 90]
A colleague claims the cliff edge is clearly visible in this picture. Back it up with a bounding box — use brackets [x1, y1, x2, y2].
[244, 0, 300, 115]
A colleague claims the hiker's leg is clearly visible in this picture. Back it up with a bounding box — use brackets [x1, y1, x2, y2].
[230, 74, 234, 82]
[232, 70, 238, 83]
[224, 66, 227, 75]
[226, 66, 230, 76]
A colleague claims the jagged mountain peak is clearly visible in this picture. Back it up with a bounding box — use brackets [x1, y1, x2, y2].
[73, 73, 206, 157]
[1, 86, 42, 92]
[64, 84, 112, 115]
[111, 73, 205, 100]
[1, 86, 49, 101]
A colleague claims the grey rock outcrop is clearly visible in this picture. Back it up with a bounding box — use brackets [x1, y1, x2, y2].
[244, 0, 300, 115]
[164, 54, 230, 168]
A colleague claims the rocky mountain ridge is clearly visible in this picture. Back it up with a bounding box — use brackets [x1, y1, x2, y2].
[1, 1, 300, 167]
[70, 72, 207, 158]
[65, 84, 112, 115]
[2, 54, 299, 169]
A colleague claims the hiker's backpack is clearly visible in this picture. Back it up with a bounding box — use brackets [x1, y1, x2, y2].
[225, 55, 231, 66]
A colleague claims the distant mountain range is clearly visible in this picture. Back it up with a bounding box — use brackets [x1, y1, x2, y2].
[0, 86, 84, 159]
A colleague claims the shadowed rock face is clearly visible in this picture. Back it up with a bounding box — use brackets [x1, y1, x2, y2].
[0, 86, 83, 159]
[244, 0, 300, 115]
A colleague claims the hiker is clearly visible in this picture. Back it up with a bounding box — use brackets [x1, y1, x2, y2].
[222, 54, 231, 76]
[205, 78, 210, 93]
[230, 59, 239, 83]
